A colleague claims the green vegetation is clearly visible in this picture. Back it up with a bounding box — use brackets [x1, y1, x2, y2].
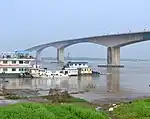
[113, 99, 150, 119]
[2, 89, 150, 119]
[0, 102, 108, 119]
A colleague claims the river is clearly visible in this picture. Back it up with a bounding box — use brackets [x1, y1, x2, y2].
[1, 60, 150, 102]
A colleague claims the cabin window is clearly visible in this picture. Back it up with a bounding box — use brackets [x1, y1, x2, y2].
[65, 71, 68, 74]
[3, 68, 7, 71]
[24, 61, 29, 64]
[19, 68, 27, 71]
[6, 55, 11, 58]
[19, 68, 23, 71]
[75, 64, 77, 66]
[12, 61, 16, 64]
[12, 68, 16, 71]
[19, 61, 23, 64]
[60, 71, 63, 73]
[3, 60, 7, 64]
[79, 64, 81, 66]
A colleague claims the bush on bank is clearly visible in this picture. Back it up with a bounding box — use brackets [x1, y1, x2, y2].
[0, 102, 108, 119]
[113, 99, 150, 119]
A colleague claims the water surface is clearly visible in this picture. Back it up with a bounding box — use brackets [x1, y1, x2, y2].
[1, 60, 150, 102]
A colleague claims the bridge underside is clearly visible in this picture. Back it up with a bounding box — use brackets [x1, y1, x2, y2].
[35, 47, 121, 66]
[26, 31, 150, 67]
[56, 46, 121, 66]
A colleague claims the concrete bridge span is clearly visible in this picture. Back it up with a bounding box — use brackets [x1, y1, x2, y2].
[25, 31, 150, 66]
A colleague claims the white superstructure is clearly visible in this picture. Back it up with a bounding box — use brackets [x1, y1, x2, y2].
[62, 61, 92, 76]
[0, 50, 35, 78]
[65, 61, 89, 69]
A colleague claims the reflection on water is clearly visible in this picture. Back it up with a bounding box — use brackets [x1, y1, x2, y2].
[1, 69, 121, 95]
[67, 76, 93, 89]
[107, 68, 120, 93]
[0, 65, 122, 94]
[1, 75, 98, 91]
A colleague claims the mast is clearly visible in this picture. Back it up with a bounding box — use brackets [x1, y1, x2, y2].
[67, 53, 71, 61]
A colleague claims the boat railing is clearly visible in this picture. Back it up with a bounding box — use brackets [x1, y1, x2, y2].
[0, 55, 35, 59]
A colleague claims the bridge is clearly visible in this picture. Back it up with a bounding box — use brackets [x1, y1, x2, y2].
[25, 31, 150, 66]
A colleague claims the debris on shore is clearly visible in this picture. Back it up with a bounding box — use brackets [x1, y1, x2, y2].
[0, 88, 88, 104]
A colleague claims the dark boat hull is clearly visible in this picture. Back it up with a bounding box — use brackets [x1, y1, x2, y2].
[0, 73, 33, 78]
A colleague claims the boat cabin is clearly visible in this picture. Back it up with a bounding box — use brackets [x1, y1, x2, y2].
[78, 67, 92, 75]
[0, 50, 34, 59]
[0, 50, 35, 77]
[63, 61, 89, 69]
[62, 61, 92, 76]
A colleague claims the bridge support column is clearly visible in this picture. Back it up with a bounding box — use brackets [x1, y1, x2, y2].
[36, 50, 41, 61]
[57, 48, 64, 62]
[107, 47, 120, 67]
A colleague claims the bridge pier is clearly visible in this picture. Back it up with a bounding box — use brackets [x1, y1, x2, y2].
[36, 50, 41, 61]
[107, 47, 121, 67]
[57, 48, 64, 62]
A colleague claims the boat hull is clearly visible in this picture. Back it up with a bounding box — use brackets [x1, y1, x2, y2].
[0, 73, 33, 78]
[41, 75, 69, 79]
[31, 74, 69, 79]
[49, 76, 69, 79]
[0, 73, 20, 78]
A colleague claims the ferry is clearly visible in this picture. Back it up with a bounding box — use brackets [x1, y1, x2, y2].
[29, 66, 46, 78]
[30, 69, 69, 78]
[30, 65, 69, 78]
[62, 61, 93, 76]
[0, 50, 35, 78]
[46, 70, 69, 78]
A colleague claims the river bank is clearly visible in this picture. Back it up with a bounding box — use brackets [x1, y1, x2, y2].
[0, 88, 150, 119]
[1, 88, 150, 106]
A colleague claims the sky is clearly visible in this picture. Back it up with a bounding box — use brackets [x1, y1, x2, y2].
[0, 0, 150, 59]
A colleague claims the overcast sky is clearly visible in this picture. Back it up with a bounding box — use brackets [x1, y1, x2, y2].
[0, 0, 150, 59]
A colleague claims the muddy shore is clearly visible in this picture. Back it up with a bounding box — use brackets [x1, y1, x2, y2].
[0, 88, 150, 107]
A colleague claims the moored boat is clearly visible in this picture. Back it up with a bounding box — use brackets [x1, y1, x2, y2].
[29, 68, 46, 78]
[30, 67, 69, 78]
[0, 50, 35, 78]
[62, 61, 93, 76]
[46, 70, 69, 78]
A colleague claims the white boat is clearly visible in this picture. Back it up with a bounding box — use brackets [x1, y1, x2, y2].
[62, 61, 93, 76]
[0, 50, 35, 78]
[30, 67, 69, 78]
[46, 70, 69, 78]
[29, 68, 47, 78]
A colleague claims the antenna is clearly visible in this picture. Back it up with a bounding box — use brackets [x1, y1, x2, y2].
[67, 53, 70, 60]
[67, 52, 71, 61]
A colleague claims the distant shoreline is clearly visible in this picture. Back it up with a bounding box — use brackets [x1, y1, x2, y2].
[41, 57, 150, 61]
